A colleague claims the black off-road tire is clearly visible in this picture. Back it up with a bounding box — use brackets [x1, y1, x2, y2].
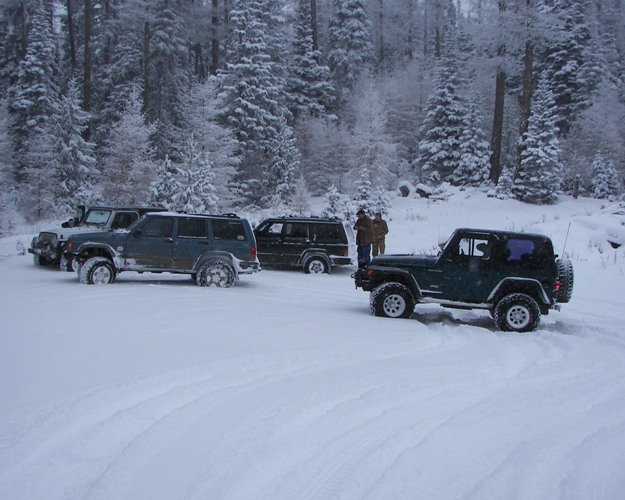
[555, 258, 574, 303]
[59, 253, 75, 272]
[196, 260, 236, 288]
[304, 256, 329, 274]
[494, 293, 541, 332]
[79, 257, 116, 285]
[370, 282, 414, 319]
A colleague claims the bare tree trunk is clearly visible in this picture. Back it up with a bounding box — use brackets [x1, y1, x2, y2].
[143, 21, 150, 116]
[406, 0, 414, 60]
[83, 0, 92, 118]
[423, 1, 428, 56]
[311, 0, 318, 53]
[210, 0, 219, 75]
[66, 0, 77, 72]
[378, 0, 384, 68]
[490, 67, 506, 184]
[514, 39, 534, 179]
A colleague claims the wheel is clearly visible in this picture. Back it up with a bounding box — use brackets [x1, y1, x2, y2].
[59, 253, 75, 272]
[79, 257, 116, 285]
[493, 293, 540, 332]
[555, 258, 574, 303]
[196, 260, 236, 288]
[304, 256, 329, 274]
[370, 282, 414, 319]
[33, 254, 43, 266]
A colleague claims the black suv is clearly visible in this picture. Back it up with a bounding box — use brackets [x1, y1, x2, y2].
[354, 228, 574, 332]
[254, 217, 355, 273]
[64, 212, 260, 287]
[29, 205, 164, 271]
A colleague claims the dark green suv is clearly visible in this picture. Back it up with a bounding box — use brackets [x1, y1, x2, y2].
[65, 212, 260, 287]
[254, 217, 355, 274]
[354, 228, 574, 332]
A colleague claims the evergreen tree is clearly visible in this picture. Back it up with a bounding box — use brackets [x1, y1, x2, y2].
[289, 175, 311, 215]
[371, 186, 392, 216]
[588, 151, 620, 199]
[151, 155, 181, 210]
[173, 135, 220, 213]
[513, 77, 563, 204]
[415, 55, 467, 184]
[147, 0, 192, 160]
[8, 0, 59, 179]
[51, 79, 98, 212]
[327, 0, 373, 106]
[322, 184, 353, 220]
[288, 0, 336, 118]
[220, 0, 297, 204]
[450, 96, 491, 186]
[262, 118, 301, 207]
[101, 91, 157, 204]
[354, 166, 375, 213]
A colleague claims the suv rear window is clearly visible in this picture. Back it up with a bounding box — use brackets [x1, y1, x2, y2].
[211, 220, 247, 241]
[312, 223, 344, 243]
[504, 238, 549, 269]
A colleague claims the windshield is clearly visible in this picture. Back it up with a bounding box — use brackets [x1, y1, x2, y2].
[84, 209, 112, 225]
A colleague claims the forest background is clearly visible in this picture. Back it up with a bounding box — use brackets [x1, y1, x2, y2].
[0, 0, 624, 233]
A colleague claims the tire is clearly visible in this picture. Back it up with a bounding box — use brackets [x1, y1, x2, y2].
[493, 293, 540, 332]
[555, 258, 574, 303]
[196, 260, 236, 288]
[33, 254, 44, 266]
[304, 256, 329, 274]
[79, 257, 116, 285]
[59, 253, 75, 272]
[370, 282, 414, 319]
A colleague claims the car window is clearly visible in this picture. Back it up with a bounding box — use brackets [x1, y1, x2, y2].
[504, 239, 548, 269]
[258, 222, 283, 237]
[139, 218, 174, 238]
[284, 223, 308, 239]
[212, 220, 247, 241]
[178, 218, 208, 238]
[456, 237, 492, 259]
[84, 209, 112, 225]
[312, 223, 343, 242]
[111, 211, 138, 230]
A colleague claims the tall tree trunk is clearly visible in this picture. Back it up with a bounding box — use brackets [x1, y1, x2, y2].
[514, 39, 534, 179]
[66, 0, 77, 72]
[83, 0, 92, 140]
[406, 0, 414, 60]
[311, 0, 318, 53]
[490, 67, 506, 184]
[210, 0, 219, 75]
[143, 21, 150, 116]
[378, 0, 384, 68]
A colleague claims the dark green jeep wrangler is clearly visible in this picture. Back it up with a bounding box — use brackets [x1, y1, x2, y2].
[354, 228, 573, 332]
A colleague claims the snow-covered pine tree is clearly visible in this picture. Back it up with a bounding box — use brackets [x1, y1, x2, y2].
[588, 151, 620, 199]
[51, 79, 98, 212]
[371, 186, 392, 216]
[327, 0, 373, 106]
[288, 0, 336, 118]
[173, 135, 220, 213]
[348, 81, 401, 189]
[415, 52, 467, 185]
[450, 95, 491, 186]
[147, 0, 192, 160]
[20, 127, 58, 221]
[220, 0, 296, 205]
[354, 166, 375, 213]
[322, 184, 353, 220]
[151, 155, 180, 210]
[262, 118, 301, 207]
[512, 77, 564, 204]
[8, 0, 59, 180]
[289, 175, 311, 216]
[101, 90, 157, 205]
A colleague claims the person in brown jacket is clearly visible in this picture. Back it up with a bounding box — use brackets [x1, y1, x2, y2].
[354, 209, 374, 267]
[372, 212, 389, 257]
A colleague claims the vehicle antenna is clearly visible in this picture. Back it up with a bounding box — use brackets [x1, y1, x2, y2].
[562, 222, 571, 256]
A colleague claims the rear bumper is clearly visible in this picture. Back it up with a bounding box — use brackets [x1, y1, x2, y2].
[330, 256, 353, 266]
[236, 260, 261, 274]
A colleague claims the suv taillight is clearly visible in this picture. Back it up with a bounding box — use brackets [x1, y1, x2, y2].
[343, 245, 349, 256]
[252, 246, 257, 261]
[67, 241, 72, 252]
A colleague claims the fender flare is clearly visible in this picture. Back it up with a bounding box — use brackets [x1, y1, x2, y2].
[365, 266, 422, 299]
[488, 277, 551, 306]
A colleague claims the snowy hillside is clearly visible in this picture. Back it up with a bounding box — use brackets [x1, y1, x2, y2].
[1, 190, 625, 500]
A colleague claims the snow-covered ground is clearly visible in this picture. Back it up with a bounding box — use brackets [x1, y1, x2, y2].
[1, 190, 625, 500]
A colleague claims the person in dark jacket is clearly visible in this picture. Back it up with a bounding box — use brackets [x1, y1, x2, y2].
[354, 209, 374, 267]
[372, 212, 389, 257]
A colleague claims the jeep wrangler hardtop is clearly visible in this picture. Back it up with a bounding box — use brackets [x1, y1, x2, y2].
[64, 211, 260, 287]
[354, 228, 573, 332]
